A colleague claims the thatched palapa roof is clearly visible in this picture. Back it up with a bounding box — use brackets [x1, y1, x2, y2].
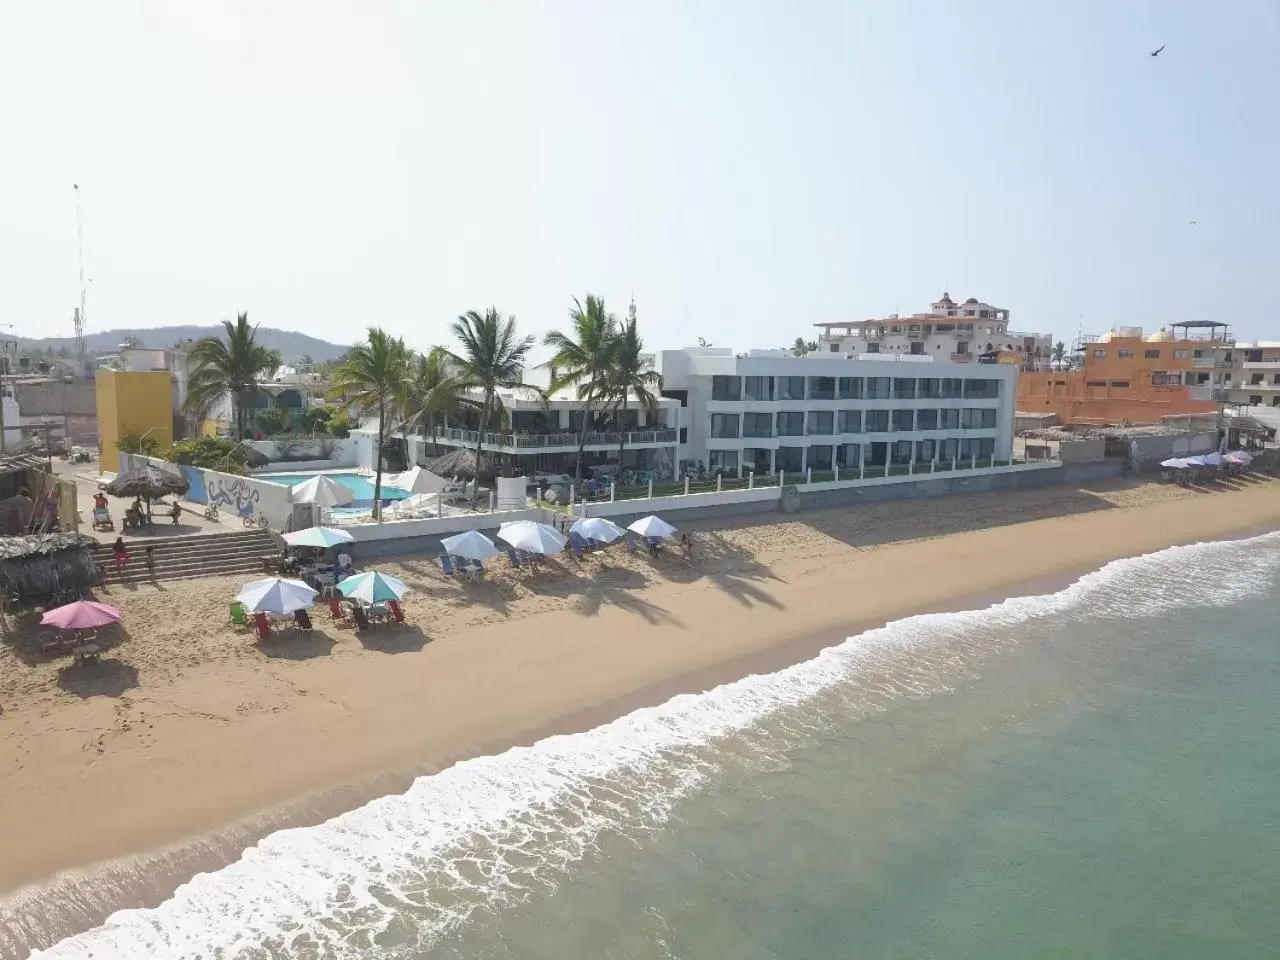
[0, 533, 99, 602]
[105, 464, 190, 502]
[425, 448, 479, 481]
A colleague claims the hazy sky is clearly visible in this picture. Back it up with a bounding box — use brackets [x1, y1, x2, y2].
[2, 1, 1277, 358]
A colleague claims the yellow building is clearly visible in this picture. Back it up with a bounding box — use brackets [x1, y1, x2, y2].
[95, 369, 174, 470]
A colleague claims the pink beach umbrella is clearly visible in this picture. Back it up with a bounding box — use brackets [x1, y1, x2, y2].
[40, 600, 123, 630]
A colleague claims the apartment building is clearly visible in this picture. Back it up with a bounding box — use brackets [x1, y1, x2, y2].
[1212, 341, 1280, 409]
[813, 294, 1053, 369]
[654, 347, 1016, 476]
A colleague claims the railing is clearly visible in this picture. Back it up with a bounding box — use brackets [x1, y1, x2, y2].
[438, 427, 677, 449]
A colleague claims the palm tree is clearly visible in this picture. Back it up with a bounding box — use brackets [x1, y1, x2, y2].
[329, 328, 411, 521]
[603, 315, 663, 469]
[184, 313, 283, 440]
[543, 295, 620, 483]
[397, 348, 475, 457]
[444, 308, 537, 482]
[1052, 340, 1067, 369]
[791, 337, 817, 357]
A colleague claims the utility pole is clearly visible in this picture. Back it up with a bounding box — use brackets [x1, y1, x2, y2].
[73, 184, 88, 366]
[0, 327, 16, 453]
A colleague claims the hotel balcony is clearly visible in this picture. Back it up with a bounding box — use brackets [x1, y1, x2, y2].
[949, 353, 973, 363]
[1241, 361, 1280, 370]
[432, 427, 678, 454]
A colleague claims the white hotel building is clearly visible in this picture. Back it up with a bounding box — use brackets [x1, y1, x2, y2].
[654, 347, 1016, 476]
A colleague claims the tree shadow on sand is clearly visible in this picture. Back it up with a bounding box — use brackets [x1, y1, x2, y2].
[653, 533, 786, 611]
[57, 658, 139, 698]
[255, 631, 336, 661]
[530, 561, 685, 626]
[357, 625, 430, 654]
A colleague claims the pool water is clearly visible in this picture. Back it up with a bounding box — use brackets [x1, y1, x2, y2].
[259, 472, 413, 505]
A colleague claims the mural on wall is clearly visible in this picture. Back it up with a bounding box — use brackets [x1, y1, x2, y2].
[178, 465, 209, 504]
[206, 473, 261, 519]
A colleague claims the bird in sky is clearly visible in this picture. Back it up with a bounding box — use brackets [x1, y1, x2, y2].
[1150, 44, 1166, 57]
[1188, 220, 1197, 225]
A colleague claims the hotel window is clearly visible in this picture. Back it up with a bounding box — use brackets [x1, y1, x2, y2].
[743, 412, 773, 438]
[961, 408, 984, 429]
[916, 408, 939, 430]
[709, 413, 740, 438]
[711, 376, 741, 401]
[807, 411, 834, 435]
[708, 449, 739, 473]
[744, 376, 774, 401]
[1093, 349, 1107, 358]
[865, 342, 880, 354]
[866, 377, 891, 399]
[776, 411, 805, 436]
[891, 440, 913, 464]
[976, 437, 996, 459]
[807, 444, 834, 470]
[1145, 349, 1161, 359]
[865, 409, 890, 432]
[940, 378, 963, 399]
[939, 437, 959, 460]
[892, 378, 916, 399]
[1172, 349, 1190, 360]
[918, 378, 941, 398]
[916, 439, 936, 461]
[837, 443, 861, 467]
[838, 410, 862, 434]
[1117, 349, 1134, 359]
[829, 343, 840, 352]
[776, 446, 804, 472]
[892, 409, 915, 431]
[963, 379, 1000, 399]
[808, 377, 835, 400]
[777, 376, 806, 400]
[1110, 381, 1131, 389]
[838, 376, 863, 399]
[939, 408, 960, 430]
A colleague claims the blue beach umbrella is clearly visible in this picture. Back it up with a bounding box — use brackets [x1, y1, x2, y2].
[236, 577, 318, 614]
[282, 526, 356, 549]
[337, 571, 409, 604]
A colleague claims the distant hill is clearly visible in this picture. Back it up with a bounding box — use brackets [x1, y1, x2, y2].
[13, 326, 352, 362]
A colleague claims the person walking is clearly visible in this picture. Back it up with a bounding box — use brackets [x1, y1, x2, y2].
[111, 536, 130, 574]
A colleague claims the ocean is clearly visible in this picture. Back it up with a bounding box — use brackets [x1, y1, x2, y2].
[22, 531, 1280, 959]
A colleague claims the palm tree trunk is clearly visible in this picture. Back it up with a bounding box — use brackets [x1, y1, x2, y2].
[574, 387, 595, 483]
[474, 390, 492, 496]
[616, 395, 629, 470]
[373, 398, 385, 522]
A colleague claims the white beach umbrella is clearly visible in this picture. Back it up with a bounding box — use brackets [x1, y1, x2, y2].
[1183, 455, 1207, 467]
[1161, 458, 1189, 469]
[289, 474, 354, 507]
[440, 529, 501, 561]
[282, 526, 356, 548]
[1226, 450, 1254, 464]
[570, 516, 626, 543]
[627, 515, 677, 539]
[386, 466, 448, 494]
[1200, 451, 1224, 466]
[236, 577, 317, 615]
[497, 520, 568, 555]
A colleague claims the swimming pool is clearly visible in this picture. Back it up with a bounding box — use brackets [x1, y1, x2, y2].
[259, 472, 412, 508]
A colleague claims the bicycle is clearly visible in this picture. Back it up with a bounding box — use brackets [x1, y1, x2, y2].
[242, 513, 269, 529]
[203, 503, 220, 521]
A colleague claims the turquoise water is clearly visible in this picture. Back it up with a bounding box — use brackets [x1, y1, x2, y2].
[259, 472, 412, 506]
[25, 532, 1280, 959]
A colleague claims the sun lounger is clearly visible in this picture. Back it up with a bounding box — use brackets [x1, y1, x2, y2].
[440, 554, 458, 578]
[252, 612, 271, 640]
[471, 559, 486, 578]
[328, 596, 346, 620]
[388, 600, 405, 623]
[294, 609, 313, 631]
[645, 536, 663, 556]
[507, 548, 523, 569]
[351, 604, 372, 630]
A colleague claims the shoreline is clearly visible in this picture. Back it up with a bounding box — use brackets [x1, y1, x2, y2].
[2, 480, 1279, 955]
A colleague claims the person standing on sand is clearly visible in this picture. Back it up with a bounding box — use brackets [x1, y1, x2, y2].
[680, 533, 693, 560]
[111, 536, 130, 574]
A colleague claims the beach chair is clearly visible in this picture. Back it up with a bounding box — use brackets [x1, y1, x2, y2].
[625, 537, 638, 554]
[507, 548, 523, 570]
[229, 601, 249, 627]
[294, 608, 314, 631]
[471, 558, 486, 578]
[91, 507, 113, 531]
[645, 536, 663, 556]
[252, 612, 271, 640]
[388, 600, 405, 623]
[351, 604, 372, 630]
[440, 554, 457, 579]
[569, 533, 586, 561]
[328, 596, 347, 621]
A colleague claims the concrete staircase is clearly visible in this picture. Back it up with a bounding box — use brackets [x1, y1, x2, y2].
[92, 529, 276, 586]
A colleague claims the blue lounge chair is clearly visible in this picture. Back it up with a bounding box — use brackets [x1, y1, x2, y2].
[507, 549, 523, 569]
[625, 537, 638, 553]
[645, 536, 663, 556]
[472, 559, 486, 577]
[440, 554, 457, 578]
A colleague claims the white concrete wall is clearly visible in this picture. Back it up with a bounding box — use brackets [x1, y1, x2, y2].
[342, 507, 545, 542]
[577, 486, 781, 517]
[243, 438, 357, 467]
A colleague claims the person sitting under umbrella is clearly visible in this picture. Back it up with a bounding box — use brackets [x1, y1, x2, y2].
[168, 501, 183, 525]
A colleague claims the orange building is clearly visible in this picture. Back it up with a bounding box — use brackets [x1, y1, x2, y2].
[1017, 322, 1228, 426]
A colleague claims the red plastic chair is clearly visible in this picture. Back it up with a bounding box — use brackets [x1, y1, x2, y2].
[388, 600, 404, 623]
[253, 612, 271, 640]
[329, 596, 345, 620]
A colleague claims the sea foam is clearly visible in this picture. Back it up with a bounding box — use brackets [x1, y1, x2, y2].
[26, 533, 1280, 959]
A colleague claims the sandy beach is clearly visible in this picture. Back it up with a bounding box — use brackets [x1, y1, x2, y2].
[2, 474, 1279, 948]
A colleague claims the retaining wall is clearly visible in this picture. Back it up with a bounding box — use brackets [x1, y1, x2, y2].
[343, 507, 546, 560]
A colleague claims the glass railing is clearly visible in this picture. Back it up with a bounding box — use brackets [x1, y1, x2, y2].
[439, 428, 676, 449]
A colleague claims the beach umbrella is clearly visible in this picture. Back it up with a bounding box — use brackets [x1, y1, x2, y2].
[1183, 455, 1207, 467]
[337, 570, 409, 604]
[440, 529, 500, 561]
[236, 577, 317, 614]
[104, 464, 190, 515]
[282, 526, 355, 549]
[41, 599, 122, 630]
[385, 466, 448, 494]
[1200, 451, 1224, 466]
[497, 520, 567, 555]
[290, 475, 353, 507]
[1225, 450, 1254, 464]
[1160, 458, 1189, 469]
[570, 516, 626, 543]
[627, 515, 677, 538]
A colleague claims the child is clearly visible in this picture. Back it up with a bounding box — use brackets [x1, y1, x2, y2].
[145, 545, 156, 576]
[111, 537, 130, 574]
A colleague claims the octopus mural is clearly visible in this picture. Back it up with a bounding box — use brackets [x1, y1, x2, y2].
[206, 474, 261, 520]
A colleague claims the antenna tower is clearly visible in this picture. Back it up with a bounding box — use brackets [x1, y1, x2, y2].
[73, 184, 87, 361]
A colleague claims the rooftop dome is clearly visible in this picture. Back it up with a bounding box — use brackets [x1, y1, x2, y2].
[937, 292, 953, 303]
[964, 297, 979, 304]
[1145, 327, 1174, 343]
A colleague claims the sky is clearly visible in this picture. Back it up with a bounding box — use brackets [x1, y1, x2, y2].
[2, 0, 1278, 360]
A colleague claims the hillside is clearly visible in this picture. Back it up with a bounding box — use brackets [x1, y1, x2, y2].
[14, 326, 351, 362]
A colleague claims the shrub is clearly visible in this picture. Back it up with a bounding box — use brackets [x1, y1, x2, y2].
[169, 436, 251, 475]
